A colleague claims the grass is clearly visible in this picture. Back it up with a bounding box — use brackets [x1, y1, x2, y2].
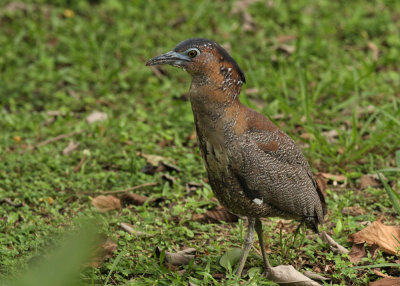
[1, 0, 400, 285]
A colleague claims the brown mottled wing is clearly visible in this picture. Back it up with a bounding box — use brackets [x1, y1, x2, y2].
[242, 109, 326, 226]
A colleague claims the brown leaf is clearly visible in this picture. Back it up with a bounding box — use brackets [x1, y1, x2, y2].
[161, 174, 175, 186]
[369, 277, 400, 286]
[348, 243, 366, 263]
[230, 0, 258, 32]
[367, 42, 379, 62]
[266, 265, 320, 285]
[159, 161, 181, 173]
[186, 182, 204, 194]
[359, 174, 383, 190]
[1, 2, 28, 15]
[369, 243, 380, 258]
[121, 193, 151, 205]
[320, 173, 346, 186]
[89, 237, 117, 267]
[342, 206, 366, 216]
[321, 129, 339, 144]
[231, 0, 259, 14]
[373, 269, 389, 278]
[86, 111, 108, 124]
[348, 221, 400, 255]
[155, 247, 196, 266]
[137, 152, 172, 166]
[212, 273, 225, 279]
[276, 35, 298, 44]
[92, 195, 121, 212]
[193, 205, 238, 223]
[241, 11, 255, 32]
[276, 44, 296, 54]
[62, 140, 79, 155]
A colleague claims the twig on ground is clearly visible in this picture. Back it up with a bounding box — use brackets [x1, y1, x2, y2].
[37, 130, 84, 147]
[82, 182, 159, 195]
[74, 155, 87, 172]
[0, 198, 23, 207]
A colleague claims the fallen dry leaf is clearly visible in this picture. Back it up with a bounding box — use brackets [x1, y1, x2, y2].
[348, 221, 400, 256]
[342, 206, 366, 216]
[367, 42, 379, 62]
[186, 182, 204, 194]
[92, 195, 121, 212]
[89, 237, 117, 267]
[161, 174, 175, 186]
[276, 34, 298, 44]
[241, 11, 255, 32]
[320, 173, 346, 186]
[138, 153, 179, 175]
[155, 247, 196, 266]
[348, 243, 366, 263]
[230, 0, 258, 32]
[320, 231, 349, 254]
[86, 111, 108, 124]
[369, 277, 400, 286]
[193, 205, 238, 223]
[266, 265, 321, 285]
[137, 152, 172, 166]
[321, 129, 339, 144]
[320, 173, 346, 182]
[276, 44, 296, 54]
[231, 0, 259, 13]
[359, 174, 383, 190]
[121, 193, 152, 205]
[62, 140, 79, 155]
[373, 269, 390, 278]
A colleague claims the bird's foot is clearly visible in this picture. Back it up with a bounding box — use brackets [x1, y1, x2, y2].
[262, 267, 271, 277]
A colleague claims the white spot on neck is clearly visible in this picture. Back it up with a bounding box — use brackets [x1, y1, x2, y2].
[253, 198, 263, 205]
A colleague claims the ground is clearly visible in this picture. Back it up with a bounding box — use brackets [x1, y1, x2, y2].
[1, 0, 400, 285]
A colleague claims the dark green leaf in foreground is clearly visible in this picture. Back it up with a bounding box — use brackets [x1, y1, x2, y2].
[219, 248, 242, 271]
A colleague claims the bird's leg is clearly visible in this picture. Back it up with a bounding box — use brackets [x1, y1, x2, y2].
[255, 218, 272, 275]
[236, 217, 255, 277]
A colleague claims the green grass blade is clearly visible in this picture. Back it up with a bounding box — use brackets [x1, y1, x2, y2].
[378, 172, 400, 215]
[396, 150, 400, 168]
[104, 250, 125, 286]
[352, 263, 400, 269]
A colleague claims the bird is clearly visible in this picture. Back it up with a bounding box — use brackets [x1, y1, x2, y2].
[146, 38, 327, 277]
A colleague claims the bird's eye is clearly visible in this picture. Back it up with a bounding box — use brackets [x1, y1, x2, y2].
[187, 50, 198, 58]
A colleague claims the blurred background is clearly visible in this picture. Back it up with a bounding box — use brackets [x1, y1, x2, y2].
[1, 0, 400, 285]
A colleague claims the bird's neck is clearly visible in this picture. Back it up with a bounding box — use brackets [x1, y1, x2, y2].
[189, 78, 244, 144]
[189, 78, 241, 119]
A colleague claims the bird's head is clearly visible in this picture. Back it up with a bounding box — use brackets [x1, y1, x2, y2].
[146, 38, 246, 91]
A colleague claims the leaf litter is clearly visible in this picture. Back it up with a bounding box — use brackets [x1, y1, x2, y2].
[88, 237, 118, 268]
[155, 247, 196, 266]
[92, 195, 121, 212]
[86, 111, 108, 124]
[348, 220, 400, 256]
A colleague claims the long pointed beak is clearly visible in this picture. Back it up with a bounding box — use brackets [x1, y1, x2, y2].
[145, 51, 191, 66]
